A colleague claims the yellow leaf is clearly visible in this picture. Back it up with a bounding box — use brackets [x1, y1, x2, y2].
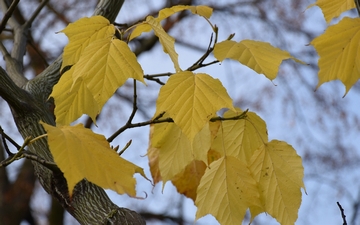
[308, 0, 355, 23]
[156, 71, 234, 141]
[150, 119, 210, 184]
[195, 156, 262, 224]
[145, 16, 181, 72]
[40, 122, 145, 197]
[311, 17, 360, 95]
[158, 5, 213, 20]
[147, 146, 162, 185]
[72, 38, 144, 110]
[249, 140, 305, 225]
[51, 67, 99, 125]
[128, 23, 152, 41]
[129, 5, 212, 41]
[171, 160, 207, 201]
[214, 40, 302, 80]
[211, 109, 268, 162]
[60, 16, 115, 70]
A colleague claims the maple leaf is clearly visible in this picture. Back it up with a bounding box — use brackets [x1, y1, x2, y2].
[195, 156, 262, 225]
[51, 67, 99, 125]
[214, 40, 303, 80]
[149, 120, 210, 184]
[155, 71, 234, 141]
[211, 109, 268, 162]
[308, 0, 355, 23]
[249, 140, 305, 225]
[311, 17, 360, 95]
[60, 15, 115, 70]
[40, 122, 145, 197]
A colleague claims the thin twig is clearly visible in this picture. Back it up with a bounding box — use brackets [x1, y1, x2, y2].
[22, 151, 59, 172]
[107, 110, 249, 142]
[0, 0, 20, 34]
[107, 79, 138, 142]
[0, 126, 21, 150]
[337, 202, 348, 225]
[25, 0, 49, 28]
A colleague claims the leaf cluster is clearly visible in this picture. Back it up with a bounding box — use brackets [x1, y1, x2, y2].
[32, 5, 306, 225]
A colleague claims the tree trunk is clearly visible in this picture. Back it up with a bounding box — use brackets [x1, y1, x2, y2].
[0, 0, 145, 224]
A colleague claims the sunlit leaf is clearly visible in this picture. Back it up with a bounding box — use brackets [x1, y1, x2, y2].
[40, 122, 145, 197]
[144, 16, 181, 72]
[311, 17, 360, 95]
[72, 38, 144, 112]
[196, 156, 262, 224]
[156, 71, 234, 141]
[51, 67, 99, 125]
[214, 40, 303, 80]
[211, 109, 268, 162]
[60, 16, 115, 70]
[249, 140, 305, 225]
[308, 0, 355, 23]
[171, 160, 207, 201]
[158, 5, 213, 20]
[150, 120, 210, 184]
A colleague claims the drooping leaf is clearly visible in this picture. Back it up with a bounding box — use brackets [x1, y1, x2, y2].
[249, 140, 305, 225]
[157, 5, 213, 20]
[147, 146, 162, 185]
[311, 17, 360, 95]
[195, 156, 262, 225]
[60, 16, 115, 70]
[144, 16, 181, 72]
[155, 71, 234, 141]
[71, 38, 145, 112]
[211, 109, 268, 162]
[171, 160, 207, 201]
[308, 0, 355, 23]
[129, 5, 212, 41]
[40, 122, 145, 197]
[51, 67, 99, 125]
[214, 40, 303, 80]
[150, 120, 210, 184]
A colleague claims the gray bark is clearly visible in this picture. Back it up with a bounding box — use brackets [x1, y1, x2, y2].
[0, 0, 145, 224]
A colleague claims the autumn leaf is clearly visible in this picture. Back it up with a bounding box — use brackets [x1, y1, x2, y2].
[51, 67, 99, 125]
[129, 5, 212, 42]
[72, 38, 144, 106]
[171, 160, 207, 201]
[308, 0, 355, 23]
[211, 109, 268, 162]
[157, 5, 213, 20]
[249, 140, 305, 225]
[311, 17, 360, 95]
[60, 15, 115, 70]
[149, 120, 210, 184]
[214, 40, 303, 80]
[40, 122, 145, 197]
[155, 71, 234, 141]
[195, 156, 262, 225]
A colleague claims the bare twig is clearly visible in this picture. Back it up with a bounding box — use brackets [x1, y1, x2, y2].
[0, 126, 21, 151]
[107, 79, 138, 142]
[25, 0, 49, 28]
[337, 202, 348, 225]
[0, 0, 20, 34]
[107, 110, 249, 142]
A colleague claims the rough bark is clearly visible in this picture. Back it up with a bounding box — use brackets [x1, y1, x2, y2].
[0, 0, 145, 224]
